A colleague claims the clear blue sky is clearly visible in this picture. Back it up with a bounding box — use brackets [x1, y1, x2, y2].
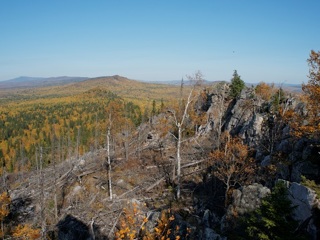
[0, 0, 319, 84]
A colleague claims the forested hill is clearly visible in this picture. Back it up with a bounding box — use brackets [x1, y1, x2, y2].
[0, 75, 185, 175]
[0, 75, 185, 105]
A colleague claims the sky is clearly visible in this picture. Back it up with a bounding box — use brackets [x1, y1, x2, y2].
[0, 1, 319, 84]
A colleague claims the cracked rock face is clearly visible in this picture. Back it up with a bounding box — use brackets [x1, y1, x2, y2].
[283, 181, 319, 222]
[281, 180, 320, 239]
[228, 183, 271, 215]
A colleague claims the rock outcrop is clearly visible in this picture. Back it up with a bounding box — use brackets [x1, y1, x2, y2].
[282, 180, 320, 239]
[227, 183, 270, 216]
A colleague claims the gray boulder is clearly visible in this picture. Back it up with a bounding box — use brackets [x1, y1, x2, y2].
[281, 180, 319, 220]
[228, 183, 270, 215]
[281, 180, 320, 239]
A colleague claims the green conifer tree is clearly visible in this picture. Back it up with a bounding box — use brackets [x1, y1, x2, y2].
[229, 70, 245, 99]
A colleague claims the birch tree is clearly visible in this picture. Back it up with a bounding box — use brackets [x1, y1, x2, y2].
[106, 113, 113, 200]
[104, 100, 123, 200]
[168, 71, 203, 199]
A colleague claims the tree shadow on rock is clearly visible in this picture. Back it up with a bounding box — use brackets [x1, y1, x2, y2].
[8, 197, 35, 224]
[193, 176, 226, 217]
[57, 215, 108, 240]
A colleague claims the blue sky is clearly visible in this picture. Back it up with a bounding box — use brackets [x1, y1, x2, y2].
[0, 1, 319, 84]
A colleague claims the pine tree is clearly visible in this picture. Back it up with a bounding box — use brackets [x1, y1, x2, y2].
[229, 70, 245, 99]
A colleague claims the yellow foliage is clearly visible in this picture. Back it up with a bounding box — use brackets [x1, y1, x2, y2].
[143, 209, 188, 240]
[255, 82, 274, 101]
[290, 50, 320, 140]
[11, 224, 41, 239]
[0, 192, 10, 240]
[115, 202, 145, 240]
[0, 192, 10, 222]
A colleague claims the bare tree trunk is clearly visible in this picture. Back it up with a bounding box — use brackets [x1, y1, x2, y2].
[176, 125, 182, 199]
[170, 71, 203, 200]
[107, 127, 112, 200]
[174, 83, 196, 199]
[105, 113, 113, 201]
[90, 218, 95, 240]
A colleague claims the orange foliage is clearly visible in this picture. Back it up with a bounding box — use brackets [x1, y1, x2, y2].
[115, 202, 144, 240]
[292, 50, 320, 140]
[115, 204, 190, 240]
[143, 209, 190, 240]
[255, 82, 273, 101]
[11, 224, 41, 239]
[209, 132, 256, 206]
[301, 50, 320, 139]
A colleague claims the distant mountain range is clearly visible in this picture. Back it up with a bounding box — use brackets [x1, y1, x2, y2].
[0, 76, 88, 89]
[147, 79, 302, 92]
[144, 79, 226, 86]
[0, 76, 302, 92]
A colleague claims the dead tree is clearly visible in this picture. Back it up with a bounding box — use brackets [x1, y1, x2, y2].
[106, 113, 113, 201]
[168, 71, 203, 199]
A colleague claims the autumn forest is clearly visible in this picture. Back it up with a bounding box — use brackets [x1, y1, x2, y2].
[0, 51, 319, 239]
